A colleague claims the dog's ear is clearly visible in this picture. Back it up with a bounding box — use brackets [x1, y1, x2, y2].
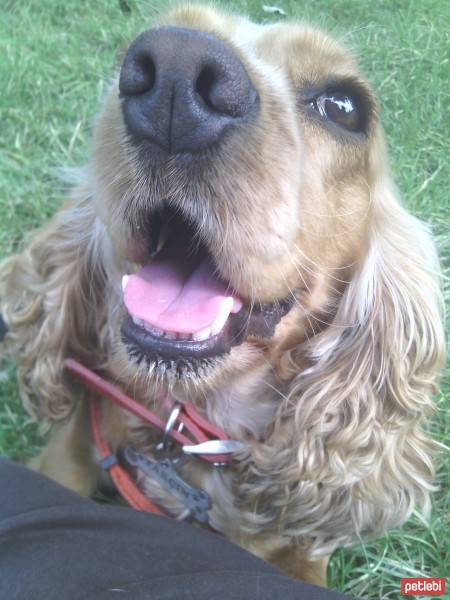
[238, 139, 445, 555]
[0, 190, 111, 421]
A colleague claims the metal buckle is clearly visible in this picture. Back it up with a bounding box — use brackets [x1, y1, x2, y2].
[154, 403, 246, 466]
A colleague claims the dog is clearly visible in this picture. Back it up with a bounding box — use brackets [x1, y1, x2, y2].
[0, 4, 445, 587]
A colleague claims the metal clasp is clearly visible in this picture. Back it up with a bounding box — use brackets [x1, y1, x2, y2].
[182, 440, 245, 455]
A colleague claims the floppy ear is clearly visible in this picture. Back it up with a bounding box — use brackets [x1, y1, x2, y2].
[0, 188, 113, 421]
[237, 149, 445, 556]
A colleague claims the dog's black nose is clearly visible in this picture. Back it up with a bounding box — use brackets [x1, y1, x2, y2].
[119, 27, 258, 154]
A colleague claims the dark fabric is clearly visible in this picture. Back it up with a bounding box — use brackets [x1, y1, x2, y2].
[0, 459, 352, 600]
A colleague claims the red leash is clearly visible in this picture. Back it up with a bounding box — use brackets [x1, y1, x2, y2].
[89, 399, 165, 514]
[64, 359, 240, 517]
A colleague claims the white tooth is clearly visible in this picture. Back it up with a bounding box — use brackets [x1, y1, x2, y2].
[210, 297, 234, 336]
[132, 315, 142, 327]
[121, 275, 129, 292]
[164, 331, 177, 340]
[180, 332, 194, 341]
[192, 327, 211, 341]
[140, 320, 164, 337]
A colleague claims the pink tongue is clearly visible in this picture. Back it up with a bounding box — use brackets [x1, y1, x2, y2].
[124, 258, 242, 334]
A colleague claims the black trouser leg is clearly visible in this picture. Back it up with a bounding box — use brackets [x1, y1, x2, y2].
[0, 458, 352, 600]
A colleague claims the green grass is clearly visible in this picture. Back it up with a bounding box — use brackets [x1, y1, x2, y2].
[0, 1, 448, 598]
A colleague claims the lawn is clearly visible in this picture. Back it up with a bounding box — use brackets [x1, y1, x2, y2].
[0, 0, 448, 598]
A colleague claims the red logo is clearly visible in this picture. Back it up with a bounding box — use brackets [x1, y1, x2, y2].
[401, 578, 446, 596]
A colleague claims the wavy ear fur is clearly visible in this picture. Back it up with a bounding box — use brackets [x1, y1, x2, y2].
[0, 187, 112, 421]
[236, 165, 446, 556]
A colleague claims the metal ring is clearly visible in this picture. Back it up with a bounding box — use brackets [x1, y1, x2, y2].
[161, 403, 182, 450]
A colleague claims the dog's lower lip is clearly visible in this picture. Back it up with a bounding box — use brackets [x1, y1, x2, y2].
[121, 313, 235, 360]
[121, 295, 295, 365]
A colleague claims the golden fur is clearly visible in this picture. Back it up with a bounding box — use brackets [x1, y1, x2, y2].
[0, 5, 445, 587]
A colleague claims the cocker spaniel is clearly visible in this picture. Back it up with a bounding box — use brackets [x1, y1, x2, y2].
[0, 4, 445, 588]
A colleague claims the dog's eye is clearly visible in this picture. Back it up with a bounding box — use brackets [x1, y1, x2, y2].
[309, 93, 360, 131]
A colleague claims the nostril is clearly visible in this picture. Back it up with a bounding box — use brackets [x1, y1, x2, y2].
[120, 52, 156, 96]
[136, 54, 156, 93]
[195, 66, 221, 113]
[195, 61, 255, 119]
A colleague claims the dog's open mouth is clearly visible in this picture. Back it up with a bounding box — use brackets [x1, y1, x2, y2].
[121, 207, 294, 364]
